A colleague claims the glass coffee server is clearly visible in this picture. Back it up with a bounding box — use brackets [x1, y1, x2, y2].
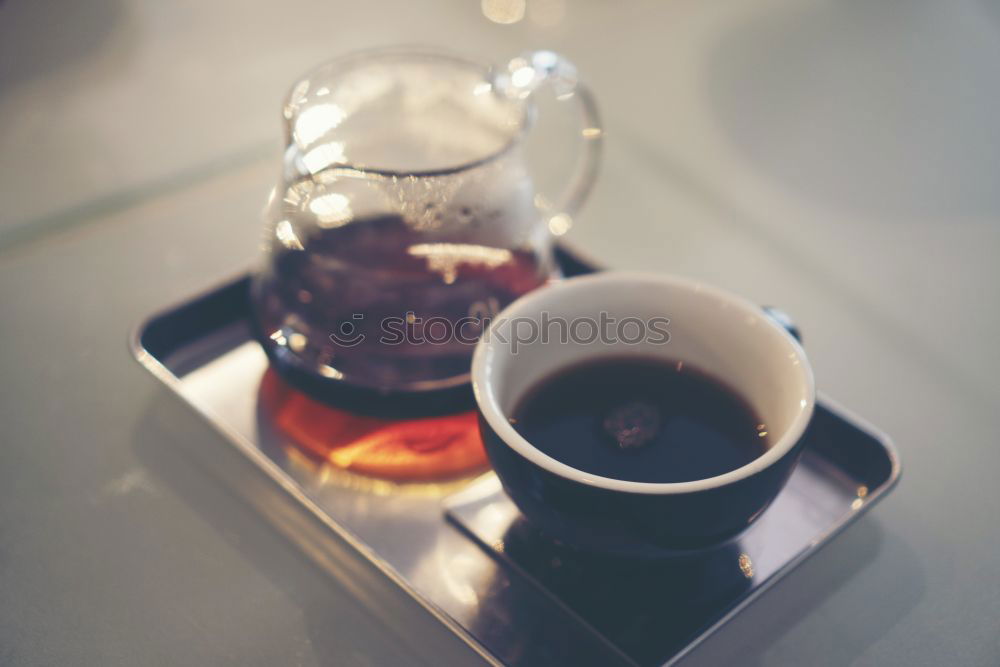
[251, 48, 601, 398]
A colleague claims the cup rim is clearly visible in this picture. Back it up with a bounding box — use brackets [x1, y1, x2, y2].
[471, 271, 816, 495]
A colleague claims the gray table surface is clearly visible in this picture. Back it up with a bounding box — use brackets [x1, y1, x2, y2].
[2, 1, 999, 664]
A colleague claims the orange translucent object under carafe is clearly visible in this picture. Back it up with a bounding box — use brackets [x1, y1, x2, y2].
[258, 369, 488, 481]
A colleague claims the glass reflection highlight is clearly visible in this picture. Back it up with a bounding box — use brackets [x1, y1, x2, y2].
[275, 220, 304, 251]
[300, 141, 347, 174]
[548, 213, 571, 236]
[308, 192, 353, 227]
[408, 243, 514, 284]
[293, 103, 346, 145]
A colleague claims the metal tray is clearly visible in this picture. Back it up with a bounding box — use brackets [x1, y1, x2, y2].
[131, 247, 900, 666]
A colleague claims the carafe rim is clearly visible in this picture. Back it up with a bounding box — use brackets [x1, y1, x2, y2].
[283, 45, 533, 179]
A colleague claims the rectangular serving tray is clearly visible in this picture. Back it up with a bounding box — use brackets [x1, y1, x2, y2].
[132, 247, 900, 666]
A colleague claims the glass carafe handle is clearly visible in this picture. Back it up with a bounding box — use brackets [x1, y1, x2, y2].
[493, 51, 602, 226]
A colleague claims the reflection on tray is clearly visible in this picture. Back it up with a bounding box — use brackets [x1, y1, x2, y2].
[499, 519, 752, 666]
[256, 368, 489, 483]
[447, 478, 756, 666]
